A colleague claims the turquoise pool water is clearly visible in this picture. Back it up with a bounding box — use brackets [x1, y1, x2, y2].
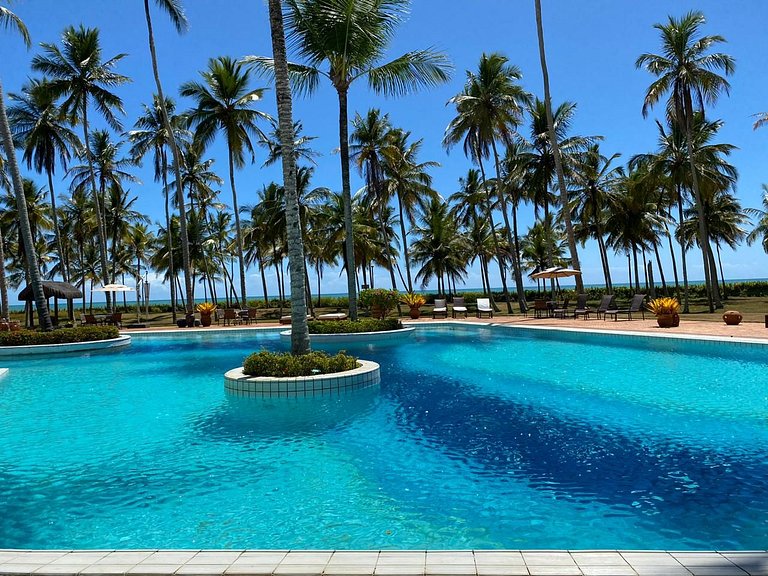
[0, 326, 766, 549]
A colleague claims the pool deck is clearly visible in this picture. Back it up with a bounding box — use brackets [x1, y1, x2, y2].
[6, 317, 765, 575]
[1, 550, 767, 576]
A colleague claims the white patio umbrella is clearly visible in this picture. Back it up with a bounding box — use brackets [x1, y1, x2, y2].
[530, 267, 582, 300]
[92, 284, 136, 316]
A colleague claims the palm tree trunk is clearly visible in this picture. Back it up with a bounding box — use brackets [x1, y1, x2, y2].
[335, 87, 358, 320]
[715, 243, 727, 300]
[534, 0, 584, 293]
[0, 80, 52, 330]
[396, 191, 414, 292]
[664, 221, 680, 300]
[80, 104, 112, 311]
[477, 153, 507, 312]
[227, 146, 248, 306]
[144, 0, 195, 325]
[653, 241, 668, 295]
[631, 243, 640, 293]
[258, 252, 269, 304]
[491, 139, 525, 313]
[0, 227, 9, 319]
[160, 155, 177, 321]
[676, 192, 690, 313]
[45, 169, 67, 283]
[682, 100, 715, 312]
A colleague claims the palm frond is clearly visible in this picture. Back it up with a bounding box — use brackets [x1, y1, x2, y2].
[153, 0, 188, 33]
[0, 5, 30, 47]
[365, 49, 452, 97]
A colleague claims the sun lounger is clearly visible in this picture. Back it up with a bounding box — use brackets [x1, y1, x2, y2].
[604, 294, 646, 321]
[593, 294, 615, 319]
[573, 294, 590, 319]
[451, 297, 467, 318]
[476, 297, 493, 318]
[432, 298, 448, 319]
[552, 298, 570, 319]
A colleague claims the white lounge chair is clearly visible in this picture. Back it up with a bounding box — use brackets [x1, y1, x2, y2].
[451, 297, 467, 318]
[432, 298, 448, 319]
[476, 298, 493, 318]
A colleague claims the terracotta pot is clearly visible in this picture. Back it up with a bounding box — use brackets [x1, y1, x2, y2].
[671, 313, 680, 327]
[200, 312, 212, 327]
[409, 306, 421, 319]
[722, 310, 742, 325]
[656, 314, 674, 328]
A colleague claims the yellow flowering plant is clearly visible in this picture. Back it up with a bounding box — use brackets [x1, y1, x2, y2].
[196, 302, 217, 315]
[646, 297, 681, 316]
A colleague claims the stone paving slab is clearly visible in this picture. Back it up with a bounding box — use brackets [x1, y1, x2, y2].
[2, 551, 768, 576]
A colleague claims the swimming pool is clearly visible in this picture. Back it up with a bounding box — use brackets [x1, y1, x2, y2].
[0, 325, 766, 550]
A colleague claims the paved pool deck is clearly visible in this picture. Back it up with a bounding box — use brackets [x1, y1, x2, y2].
[1, 550, 768, 576]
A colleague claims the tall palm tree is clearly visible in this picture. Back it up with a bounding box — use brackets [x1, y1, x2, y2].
[534, 0, 584, 293]
[0, 152, 9, 318]
[0, 5, 52, 329]
[32, 25, 130, 307]
[143, 0, 196, 324]
[571, 144, 622, 293]
[127, 95, 189, 320]
[266, 0, 310, 353]
[636, 10, 735, 311]
[245, 0, 451, 320]
[8, 79, 81, 282]
[444, 52, 530, 312]
[181, 56, 271, 307]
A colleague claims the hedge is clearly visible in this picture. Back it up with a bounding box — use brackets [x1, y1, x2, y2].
[307, 318, 402, 334]
[242, 350, 358, 377]
[0, 325, 120, 347]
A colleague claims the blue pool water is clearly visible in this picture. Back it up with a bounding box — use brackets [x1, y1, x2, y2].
[0, 325, 766, 550]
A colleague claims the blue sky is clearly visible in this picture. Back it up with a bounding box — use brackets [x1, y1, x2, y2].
[2, 0, 767, 299]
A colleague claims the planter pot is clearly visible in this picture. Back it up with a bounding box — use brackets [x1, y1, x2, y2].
[671, 312, 680, 327]
[409, 306, 421, 319]
[723, 310, 742, 325]
[656, 314, 674, 328]
[200, 313, 212, 327]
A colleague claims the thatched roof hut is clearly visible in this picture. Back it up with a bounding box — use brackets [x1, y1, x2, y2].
[18, 281, 83, 301]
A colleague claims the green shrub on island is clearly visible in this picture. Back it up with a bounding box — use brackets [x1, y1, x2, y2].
[307, 318, 402, 334]
[0, 325, 120, 347]
[358, 288, 400, 318]
[242, 350, 358, 377]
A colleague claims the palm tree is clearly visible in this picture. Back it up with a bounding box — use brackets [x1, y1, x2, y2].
[265, 0, 310, 353]
[127, 95, 189, 320]
[753, 113, 768, 130]
[8, 79, 81, 283]
[181, 56, 271, 307]
[245, 0, 451, 320]
[0, 5, 52, 329]
[521, 215, 567, 286]
[636, 10, 735, 311]
[534, 0, 584, 293]
[32, 25, 130, 307]
[747, 185, 768, 253]
[571, 144, 622, 293]
[142, 0, 197, 324]
[444, 52, 530, 312]
[381, 128, 438, 294]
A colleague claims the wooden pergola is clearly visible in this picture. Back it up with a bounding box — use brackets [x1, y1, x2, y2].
[18, 281, 83, 327]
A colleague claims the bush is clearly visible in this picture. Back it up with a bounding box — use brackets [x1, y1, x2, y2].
[307, 318, 402, 334]
[0, 325, 120, 347]
[242, 350, 358, 377]
[358, 288, 400, 318]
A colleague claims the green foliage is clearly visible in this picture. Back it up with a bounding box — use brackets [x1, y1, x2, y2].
[242, 350, 358, 377]
[0, 326, 120, 347]
[307, 318, 402, 334]
[358, 288, 400, 318]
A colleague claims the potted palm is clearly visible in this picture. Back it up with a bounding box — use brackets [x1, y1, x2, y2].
[401, 292, 427, 319]
[196, 302, 217, 327]
[647, 297, 681, 328]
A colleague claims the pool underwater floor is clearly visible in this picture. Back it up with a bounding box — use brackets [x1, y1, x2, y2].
[1, 549, 767, 575]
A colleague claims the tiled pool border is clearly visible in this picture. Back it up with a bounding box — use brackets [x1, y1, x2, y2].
[1, 550, 767, 575]
[3, 322, 768, 571]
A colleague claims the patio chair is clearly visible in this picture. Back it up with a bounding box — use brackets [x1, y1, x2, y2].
[432, 298, 448, 319]
[594, 294, 615, 320]
[81, 313, 98, 326]
[533, 299, 549, 319]
[573, 294, 590, 319]
[604, 294, 646, 321]
[223, 308, 239, 326]
[552, 298, 570, 319]
[451, 297, 467, 318]
[476, 298, 493, 318]
[105, 312, 122, 328]
[247, 308, 259, 324]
